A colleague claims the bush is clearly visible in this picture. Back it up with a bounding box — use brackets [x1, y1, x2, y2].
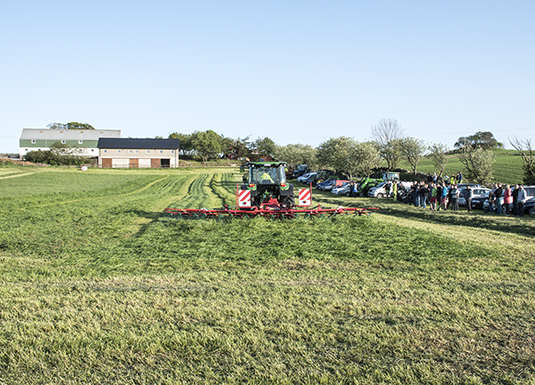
[24, 150, 87, 166]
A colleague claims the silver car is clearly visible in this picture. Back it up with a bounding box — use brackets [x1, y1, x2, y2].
[458, 187, 490, 206]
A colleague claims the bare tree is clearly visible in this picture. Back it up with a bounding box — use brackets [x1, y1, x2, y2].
[510, 137, 535, 184]
[371, 119, 404, 146]
[371, 119, 404, 170]
[459, 147, 495, 185]
[399, 137, 427, 175]
[428, 143, 449, 178]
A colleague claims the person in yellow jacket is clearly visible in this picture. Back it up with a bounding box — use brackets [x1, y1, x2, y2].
[260, 170, 274, 183]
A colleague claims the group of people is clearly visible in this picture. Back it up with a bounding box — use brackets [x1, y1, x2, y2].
[397, 180, 465, 212]
[486, 183, 529, 216]
[383, 172, 529, 216]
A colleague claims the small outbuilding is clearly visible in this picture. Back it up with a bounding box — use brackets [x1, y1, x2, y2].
[98, 138, 180, 168]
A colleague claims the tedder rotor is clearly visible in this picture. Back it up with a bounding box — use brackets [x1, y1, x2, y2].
[164, 162, 378, 219]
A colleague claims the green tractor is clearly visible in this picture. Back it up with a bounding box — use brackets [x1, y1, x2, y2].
[241, 162, 295, 207]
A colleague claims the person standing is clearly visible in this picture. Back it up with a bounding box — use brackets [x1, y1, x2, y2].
[420, 183, 429, 209]
[440, 183, 449, 211]
[517, 185, 527, 217]
[450, 184, 460, 211]
[385, 180, 392, 198]
[465, 185, 473, 213]
[503, 185, 513, 215]
[411, 182, 419, 206]
[488, 184, 496, 213]
[429, 183, 437, 211]
[495, 183, 504, 214]
[512, 184, 520, 215]
[392, 181, 398, 201]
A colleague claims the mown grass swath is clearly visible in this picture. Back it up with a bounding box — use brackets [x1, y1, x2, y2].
[0, 166, 534, 384]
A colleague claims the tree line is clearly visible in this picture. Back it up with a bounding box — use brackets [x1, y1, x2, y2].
[26, 120, 534, 184]
[170, 119, 534, 185]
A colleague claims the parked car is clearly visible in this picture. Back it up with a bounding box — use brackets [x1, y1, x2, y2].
[316, 178, 336, 190]
[458, 187, 491, 206]
[525, 198, 535, 216]
[471, 191, 490, 210]
[336, 183, 353, 196]
[325, 179, 349, 192]
[301, 172, 319, 185]
[368, 181, 412, 198]
[297, 172, 315, 183]
[293, 164, 308, 178]
[367, 181, 389, 198]
[332, 181, 350, 195]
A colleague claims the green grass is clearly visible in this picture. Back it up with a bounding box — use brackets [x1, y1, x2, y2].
[399, 149, 525, 184]
[1, 167, 535, 384]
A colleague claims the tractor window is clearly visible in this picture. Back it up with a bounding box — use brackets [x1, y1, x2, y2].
[249, 165, 287, 184]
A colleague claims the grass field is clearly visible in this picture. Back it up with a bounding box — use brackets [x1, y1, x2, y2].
[1, 166, 534, 384]
[400, 149, 525, 184]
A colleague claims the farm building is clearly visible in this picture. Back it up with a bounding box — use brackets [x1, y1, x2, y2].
[98, 138, 180, 168]
[19, 128, 122, 158]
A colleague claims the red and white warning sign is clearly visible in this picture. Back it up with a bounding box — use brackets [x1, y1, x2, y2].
[238, 189, 251, 207]
[298, 188, 311, 206]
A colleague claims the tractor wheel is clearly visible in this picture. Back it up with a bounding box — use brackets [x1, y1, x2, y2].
[282, 193, 295, 207]
[377, 193, 384, 198]
[529, 206, 535, 216]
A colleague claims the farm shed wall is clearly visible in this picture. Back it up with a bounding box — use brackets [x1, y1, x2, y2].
[97, 138, 180, 168]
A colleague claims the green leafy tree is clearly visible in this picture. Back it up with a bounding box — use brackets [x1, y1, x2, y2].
[168, 133, 193, 155]
[191, 130, 222, 164]
[252, 137, 276, 159]
[316, 137, 356, 176]
[455, 131, 503, 151]
[66, 122, 95, 130]
[272, 144, 317, 169]
[24, 142, 84, 166]
[47, 122, 95, 130]
[349, 141, 381, 178]
[224, 136, 252, 159]
[47, 122, 66, 129]
[399, 137, 427, 175]
[428, 143, 449, 178]
[459, 147, 495, 185]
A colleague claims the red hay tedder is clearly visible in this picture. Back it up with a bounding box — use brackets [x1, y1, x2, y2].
[164, 162, 379, 219]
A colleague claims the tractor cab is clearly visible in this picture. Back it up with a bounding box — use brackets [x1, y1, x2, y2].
[242, 162, 294, 207]
[248, 162, 287, 185]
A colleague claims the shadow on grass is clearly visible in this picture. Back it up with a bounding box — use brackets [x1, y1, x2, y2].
[313, 193, 535, 238]
[124, 209, 164, 238]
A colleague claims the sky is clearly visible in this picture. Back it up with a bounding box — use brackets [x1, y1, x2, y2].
[1, 0, 534, 154]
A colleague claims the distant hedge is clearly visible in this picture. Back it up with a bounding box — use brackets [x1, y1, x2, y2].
[24, 150, 87, 166]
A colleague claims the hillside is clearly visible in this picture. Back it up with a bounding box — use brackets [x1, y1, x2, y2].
[399, 149, 525, 184]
